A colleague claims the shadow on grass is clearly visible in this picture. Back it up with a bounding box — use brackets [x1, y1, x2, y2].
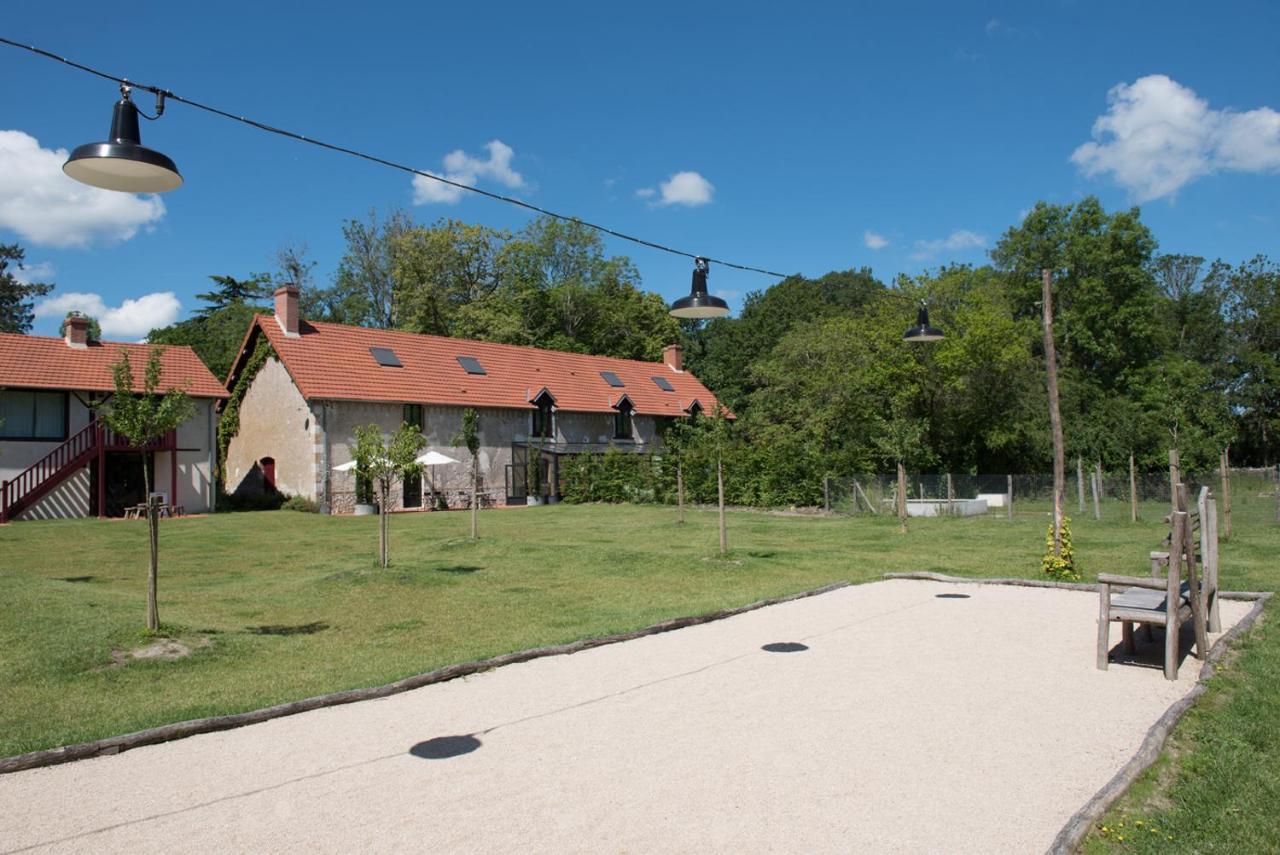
[436, 565, 482, 574]
[247, 622, 330, 636]
[56, 576, 94, 583]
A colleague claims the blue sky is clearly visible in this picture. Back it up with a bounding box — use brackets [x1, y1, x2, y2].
[3, 1, 1278, 340]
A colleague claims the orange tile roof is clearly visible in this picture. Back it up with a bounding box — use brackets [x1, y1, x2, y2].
[252, 316, 722, 417]
[0, 333, 226, 398]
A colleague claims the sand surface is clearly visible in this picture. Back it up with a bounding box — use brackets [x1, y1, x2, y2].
[0, 579, 1251, 854]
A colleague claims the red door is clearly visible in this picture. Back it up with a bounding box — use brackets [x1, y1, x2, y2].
[261, 457, 276, 491]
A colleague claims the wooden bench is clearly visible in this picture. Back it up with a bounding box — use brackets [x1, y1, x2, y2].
[1096, 484, 1216, 680]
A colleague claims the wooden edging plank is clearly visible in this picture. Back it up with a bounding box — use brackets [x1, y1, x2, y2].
[884, 571, 1273, 855]
[0, 581, 850, 776]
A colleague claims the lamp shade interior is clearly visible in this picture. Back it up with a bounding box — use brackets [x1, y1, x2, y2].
[63, 143, 183, 193]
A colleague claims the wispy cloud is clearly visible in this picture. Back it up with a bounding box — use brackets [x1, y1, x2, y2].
[13, 260, 54, 285]
[637, 171, 715, 207]
[34, 291, 182, 338]
[412, 140, 525, 205]
[0, 130, 166, 248]
[863, 230, 889, 250]
[1072, 74, 1280, 202]
[910, 230, 986, 261]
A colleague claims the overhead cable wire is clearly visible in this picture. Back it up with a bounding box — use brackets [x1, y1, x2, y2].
[0, 36, 788, 278]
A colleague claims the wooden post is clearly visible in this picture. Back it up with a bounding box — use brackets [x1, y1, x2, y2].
[897, 460, 908, 533]
[1129, 452, 1138, 523]
[1220, 448, 1232, 541]
[1006, 474, 1013, 521]
[1043, 268, 1066, 556]
[1168, 448, 1180, 511]
[1077, 456, 1086, 514]
[676, 461, 685, 524]
[717, 454, 727, 555]
[1095, 460, 1105, 522]
[823, 475, 831, 513]
[1275, 465, 1280, 525]
[946, 473, 954, 517]
[96, 422, 106, 519]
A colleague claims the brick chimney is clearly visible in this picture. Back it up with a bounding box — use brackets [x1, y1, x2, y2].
[663, 343, 683, 372]
[274, 285, 300, 338]
[64, 313, 90, 349]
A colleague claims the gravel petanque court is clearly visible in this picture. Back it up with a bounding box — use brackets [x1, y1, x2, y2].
[0, 579, 1252, 854]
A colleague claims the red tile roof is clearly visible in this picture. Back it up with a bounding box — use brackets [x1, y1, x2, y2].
[250, 316, 722, 417]
[0, 333, 226, 398]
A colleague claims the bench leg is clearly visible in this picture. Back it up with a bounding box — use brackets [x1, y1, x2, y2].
[1097, 584, 1111, 670]
[1143, 623, 1154, 643]
[1164, 618, 1179, 680]
[1122, 621, 1136, 653]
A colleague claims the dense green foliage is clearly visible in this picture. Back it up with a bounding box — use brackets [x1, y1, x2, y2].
[148, 275, 270, 380]
[0, 243, 53, 334]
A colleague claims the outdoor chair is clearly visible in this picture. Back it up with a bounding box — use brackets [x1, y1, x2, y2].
[1095, 485, 1215, 680]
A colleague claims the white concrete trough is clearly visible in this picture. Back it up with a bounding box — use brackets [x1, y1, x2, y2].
[977, 492, 1010, 508]
[905, 498, 988, 517]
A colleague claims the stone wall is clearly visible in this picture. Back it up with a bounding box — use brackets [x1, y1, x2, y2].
[224, 357, 315, 500]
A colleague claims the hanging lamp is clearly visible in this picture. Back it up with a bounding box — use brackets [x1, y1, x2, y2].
[903, 301, 944, 342]
[63, 84, 182, 193]
[669, 257, 730, 319]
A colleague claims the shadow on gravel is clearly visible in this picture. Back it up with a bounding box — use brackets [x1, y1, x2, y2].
[410, 735, 482, 759]
[936, 593, 971, 599]
[762, 642, 809, 653]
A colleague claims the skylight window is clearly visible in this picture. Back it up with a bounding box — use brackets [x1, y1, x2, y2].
[600, 371, 625, 388]
[457, 356, 487, 375]
[651, 375, 674, 392]
[370, 347, 402, 367]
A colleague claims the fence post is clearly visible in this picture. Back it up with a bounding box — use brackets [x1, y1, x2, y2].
[1091, 460, 1102, 520]
[1077, 456, 1086, 514]
[897, 461, 908, 532]
[946, 473, 954, 516]
[1168, 448, 1180, 510]
[1275, 465, 1279, 525]
[823, 476, 830, 513]
[1129, 452, 1138, 523]
[1221, 448, 1232, 541]
[1007, 474, 1013, 521]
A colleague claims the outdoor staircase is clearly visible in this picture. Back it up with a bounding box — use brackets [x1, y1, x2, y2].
[0, 424, 172, 523]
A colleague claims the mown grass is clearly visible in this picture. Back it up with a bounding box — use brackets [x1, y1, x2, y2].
[1, 489, 1277, 851]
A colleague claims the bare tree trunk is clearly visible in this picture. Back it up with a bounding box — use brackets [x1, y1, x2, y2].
[946, 473, 954, 517]
[1129, 452, 1138, 523]
[1077, 456, 1086, 514]
[471, 455, 479, 540]
[142, 452, 159, 632]
[677, 461, 685, 524]
[717, 454, 727, 555]
[379, 481, 389, 567]
[897, 460, 908, 533]
[1042, 268, 1066, 555]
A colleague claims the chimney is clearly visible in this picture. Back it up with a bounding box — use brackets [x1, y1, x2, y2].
[663, 343, 683, 372]
[64, 313, 90, 349]
[274, 285, 300, 338]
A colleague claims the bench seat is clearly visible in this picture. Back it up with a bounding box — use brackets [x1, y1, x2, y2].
[1111, 580, 1190, 612]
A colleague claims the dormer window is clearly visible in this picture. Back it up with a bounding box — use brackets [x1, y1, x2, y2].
[531, 391, 555, 439]
[686, 400, 703, 419]
[614, 399, 634, 439]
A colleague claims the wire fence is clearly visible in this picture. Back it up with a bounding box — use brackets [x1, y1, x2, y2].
[817, 467, 1280, 519]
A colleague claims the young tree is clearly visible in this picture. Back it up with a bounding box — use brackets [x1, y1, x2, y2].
[102, 347, 195, 631]
[352, 423, 427, 567]
[454, 408, 482, 539]
[0, 243, 54, 334]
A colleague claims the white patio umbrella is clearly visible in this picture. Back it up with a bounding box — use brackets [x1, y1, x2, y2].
[415, 450, 459, 508]
[331, 459, 359, 472]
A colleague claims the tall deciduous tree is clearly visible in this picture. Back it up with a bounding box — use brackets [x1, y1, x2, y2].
[0, 243, 53, 334]
[102, 347, 195, 632]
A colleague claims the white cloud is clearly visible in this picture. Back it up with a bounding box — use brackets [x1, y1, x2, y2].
[0, 130, 166, 248]
[13, 260, 54, 284]
[412, 139, 525, 205]
[863, 230, 889, 250]
[910, 230, 986, 261]
[34, 291, 181, 339]
[656, 171, 714, 206]
[1071, 75, 1280, 202]
[634, 187, 656, 199]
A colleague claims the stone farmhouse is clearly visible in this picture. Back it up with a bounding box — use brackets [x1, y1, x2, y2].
[223, 286, 723, 514]
[0, 317, 226, 521]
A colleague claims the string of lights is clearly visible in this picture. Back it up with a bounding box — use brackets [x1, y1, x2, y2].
[0, 36, 788, 279]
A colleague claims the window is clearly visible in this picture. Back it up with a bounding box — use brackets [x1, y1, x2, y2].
[651, 376, 674, 392]
[457, 356, 487, 375]
[0, 390, 67, 440]
[600, 371, 625, 388]
[403, 471, 422, 508]
[687, 401, 703, 419]
[532, 395, 554, 439]
[370, 347, 402, 367]
[403, 403, 424, 431]
[614, 401, 634, 439]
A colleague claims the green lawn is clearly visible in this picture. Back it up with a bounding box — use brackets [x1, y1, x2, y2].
[2, 493, 1278, 849]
